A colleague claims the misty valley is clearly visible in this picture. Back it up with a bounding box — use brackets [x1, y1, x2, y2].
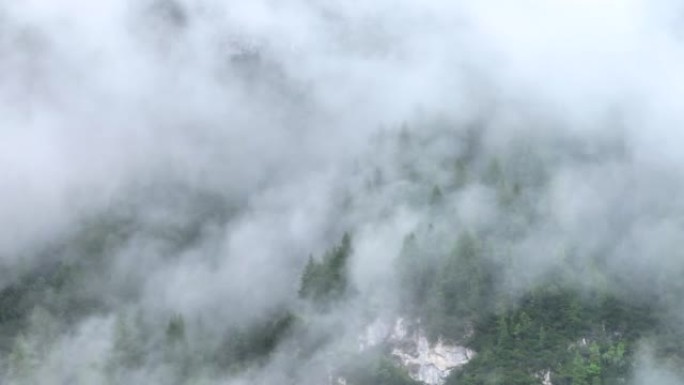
[3, 126, 684, 385]
[2, 1, 684, 385]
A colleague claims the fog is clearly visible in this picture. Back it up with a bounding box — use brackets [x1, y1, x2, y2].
[2, 0, 684, 384]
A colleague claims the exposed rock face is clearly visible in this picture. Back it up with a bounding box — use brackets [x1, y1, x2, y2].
[359, 318, 475, 385]
[536, 369, 553, 385]
[392, 336, 473, 385]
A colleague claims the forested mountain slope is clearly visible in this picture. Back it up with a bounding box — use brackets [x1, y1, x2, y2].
[3, 1, 684, 385]
[3, 125, 684, 385]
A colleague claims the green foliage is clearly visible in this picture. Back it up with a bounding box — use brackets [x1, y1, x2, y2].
[447, 286, 655, 385]
[453, 158, 470, 189]
[483, 158, 504, 187]
[6, 334, 37, 383]
[110, 313, 147, 370]
[396, 233, 436, 313]
[216, 311, 296, 370]
[430, 185, 444, 205]
[398, 231, 494, 341]
[5, 308, 63, 384]
[342, 352, 421, 385]
[299, 233, 353, 307]
[166, 314, 186, 344]
[7, 123, 684, 385]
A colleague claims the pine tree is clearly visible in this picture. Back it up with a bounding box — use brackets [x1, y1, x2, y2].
[166, 314, 186, 344]
[298, 233, 353, 307]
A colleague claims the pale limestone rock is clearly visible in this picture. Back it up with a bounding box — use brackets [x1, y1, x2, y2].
[534, 369, 553, 385]
[359, 317, 474, 385]
[391, 335, 473, 385]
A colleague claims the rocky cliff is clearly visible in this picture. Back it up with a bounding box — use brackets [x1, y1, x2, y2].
[358, 318, 475, 385]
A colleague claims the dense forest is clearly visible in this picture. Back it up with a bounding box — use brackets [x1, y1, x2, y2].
[3, 1, 684, 385]
[3, 125, 684, 385]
